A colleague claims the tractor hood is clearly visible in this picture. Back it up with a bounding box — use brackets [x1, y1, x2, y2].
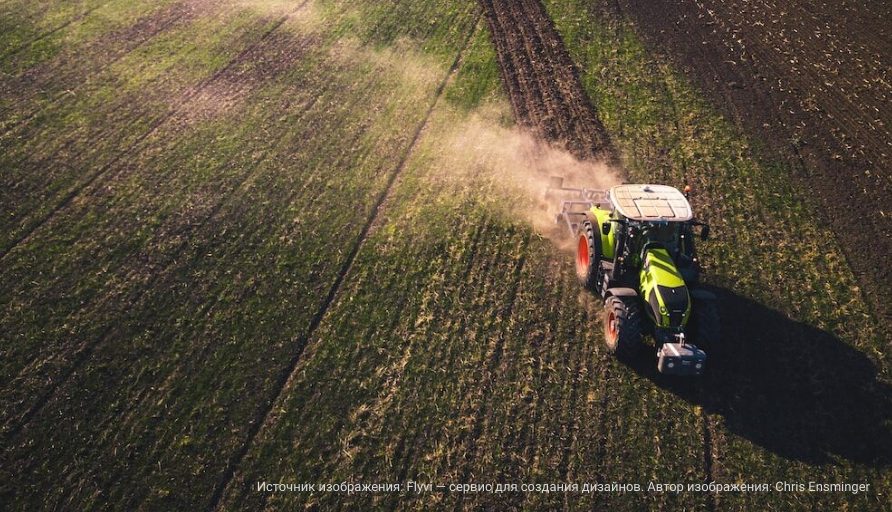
[640, 247, 691, 328]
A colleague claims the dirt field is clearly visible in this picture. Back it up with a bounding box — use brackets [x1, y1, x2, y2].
[1, 0, 890, 510]
[480, 0, 612, 162]
[617, 0, 892, 332]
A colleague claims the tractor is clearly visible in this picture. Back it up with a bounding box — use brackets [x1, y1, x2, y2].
[547, 178, 719, 376]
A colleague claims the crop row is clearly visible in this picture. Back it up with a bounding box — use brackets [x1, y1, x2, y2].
[542, 0, 889, 509]
[1, 0, 481, 510]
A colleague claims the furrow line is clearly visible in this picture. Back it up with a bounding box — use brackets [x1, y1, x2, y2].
[505, 0, 568, 141]
[0, 2, 308, 262]
[479, 0, 529, 126]
[483, 0, 545, 129]
[482, 0, 614, 161]
[2, 81, 323, 446]
[513, 262, 560, 511]
[700, 400, 717, 512]
[204, 15, 483, 511]
[594, 354, 612, 509]
[0, 1, 190, 138]
[452, 235, 530, 512]
[559, 303, 585, 502]
[0, 1, 111, 61]
[388, 218, 493, 512]
[526, 0, 614, 162]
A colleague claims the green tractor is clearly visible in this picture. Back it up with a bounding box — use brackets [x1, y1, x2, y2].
[548, 179, 718, 376]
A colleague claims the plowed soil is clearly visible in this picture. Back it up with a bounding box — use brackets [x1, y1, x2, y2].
[3, 0, 890, 509]
[618, 0, 892, 332]
[484, 1, 891, 508]
[480, 0, 613, 162]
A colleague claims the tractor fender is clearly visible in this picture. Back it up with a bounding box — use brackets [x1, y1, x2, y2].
[590, 207, 616, 260]
[605, 287, 638, 299]
[690, 289, 717, 301]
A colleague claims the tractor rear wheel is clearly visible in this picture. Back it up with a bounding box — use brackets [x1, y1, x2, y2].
[575, 220, 600, 291]
[604, 296, 642, 357]
[690, 299, 720, 349]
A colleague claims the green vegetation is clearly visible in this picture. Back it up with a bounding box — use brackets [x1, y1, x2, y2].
[1, 0, 482, 509]
[542, 0, 890, 509]
[0, 0, 175, 74]
[1, 0, 888, 510]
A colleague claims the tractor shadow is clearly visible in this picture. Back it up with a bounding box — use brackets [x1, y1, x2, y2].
[620, 286, 892, 467]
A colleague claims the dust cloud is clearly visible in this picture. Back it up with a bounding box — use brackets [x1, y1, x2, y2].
[442, 107, 622, 250]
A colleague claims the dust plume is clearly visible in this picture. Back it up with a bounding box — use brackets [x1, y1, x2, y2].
[442, 106, 622, 250]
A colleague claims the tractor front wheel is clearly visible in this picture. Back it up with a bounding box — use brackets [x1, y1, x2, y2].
[604, 296, 642, 357]
[575, 220, 600, 291]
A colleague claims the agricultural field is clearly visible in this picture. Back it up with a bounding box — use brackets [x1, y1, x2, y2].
[616, 0, 892, 336]
[1, 0, 889, 511]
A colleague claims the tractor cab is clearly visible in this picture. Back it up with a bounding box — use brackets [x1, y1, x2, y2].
[604, 184, 703, 283]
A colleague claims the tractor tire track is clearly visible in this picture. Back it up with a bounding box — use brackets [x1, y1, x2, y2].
[0, 1, 314, 442]
[0, 4, 307, 263]
[205, 16, 483, 511]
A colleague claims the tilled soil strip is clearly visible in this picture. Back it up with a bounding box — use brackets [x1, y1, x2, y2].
[480, 0, 614, 163]
[479, 0, 717, 500]
[618, 0, 892, 334]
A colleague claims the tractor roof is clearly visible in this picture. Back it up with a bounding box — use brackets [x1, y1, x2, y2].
[609, 184, 693, 222]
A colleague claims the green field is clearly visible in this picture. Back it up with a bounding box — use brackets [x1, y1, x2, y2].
[1, 0, 889, 510]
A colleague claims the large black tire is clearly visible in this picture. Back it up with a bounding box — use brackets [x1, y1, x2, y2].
[690, 298, 720, 349]
[604, 296, 643, 357]
[575, 220, 601, 291]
